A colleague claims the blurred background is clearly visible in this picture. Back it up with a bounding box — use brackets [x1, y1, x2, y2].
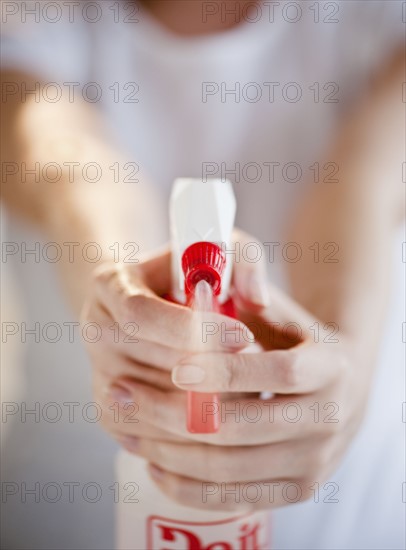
[1, 1, 405, 549]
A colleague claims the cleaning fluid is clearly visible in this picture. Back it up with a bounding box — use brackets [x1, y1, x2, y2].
[116, 178, 271, 549]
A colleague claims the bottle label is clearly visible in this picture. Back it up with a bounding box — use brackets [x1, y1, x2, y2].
[147, 513, 271, 550]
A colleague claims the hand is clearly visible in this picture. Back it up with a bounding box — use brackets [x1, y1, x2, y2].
[81, 247, 253, 445]
[108, 273, 371, 512]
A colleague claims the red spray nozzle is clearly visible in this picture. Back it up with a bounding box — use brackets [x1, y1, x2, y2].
[181, 242, 226, 298]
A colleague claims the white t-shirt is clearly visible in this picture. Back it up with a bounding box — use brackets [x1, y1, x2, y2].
[1, 1, 404, 548]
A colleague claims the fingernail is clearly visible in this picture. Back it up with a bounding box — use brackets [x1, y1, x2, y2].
[109, 383, 132, 405]
[172, 365, 205, 385]
[121, 435, 140, 452]
[249, 272, 270, 307]
[149, 464, 165, 481]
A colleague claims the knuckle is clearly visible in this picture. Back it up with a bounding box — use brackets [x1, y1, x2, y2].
[222, 354, 248, 391]
[222, 356, 238, 391]
[278, 350, 302, 389]
[149, 441, 165, 464]
[97, 322, 113, 346]
[167, 473, 189, 504]
[93, 264, 116, 286]
[121, 293, 147, 325]
[306, 439, 333, 477]
[314, 406, 342, 437]
[205, 448, 233, 483]
[150, 394, 165, 426]
[81, 300, 103, 327]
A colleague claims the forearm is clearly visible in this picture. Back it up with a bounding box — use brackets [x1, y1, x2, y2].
[286, 50, 404, 367]
[1, 71, 161, 313]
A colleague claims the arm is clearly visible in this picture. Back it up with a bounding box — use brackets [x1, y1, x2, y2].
[0, 71, 162, 313]
[287, 48, 405, 369]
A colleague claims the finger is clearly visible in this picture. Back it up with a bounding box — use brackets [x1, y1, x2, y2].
[232, 235, 320, 344]
[147, 466, 314, 512]
[92, 266, 252, 353]
[236, 284, 317, 342]
[106, 377, 339, 446]
[92, 347, 263, 396]
[120, 436, 322, 483]
[84, 301, 184, 372]
[172, 343, 346, 394]
[91, 351, 175, 391]
[113, 424, 187, 444]
[230, 230, 323, 351]
[94, 371, 187, 442]
[104, 324, 250, 371]
[101, 399, 187, 443]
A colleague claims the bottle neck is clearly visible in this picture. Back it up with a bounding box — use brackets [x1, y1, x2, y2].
[181, 241, 226, 298]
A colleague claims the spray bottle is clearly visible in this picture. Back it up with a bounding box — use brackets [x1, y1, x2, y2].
[116, 178, 271, 549]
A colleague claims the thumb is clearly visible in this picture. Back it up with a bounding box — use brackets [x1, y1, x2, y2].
[231, 229, 270, 309]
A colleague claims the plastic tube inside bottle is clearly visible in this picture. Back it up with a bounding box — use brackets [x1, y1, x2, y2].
[187, 280, 220, 433]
